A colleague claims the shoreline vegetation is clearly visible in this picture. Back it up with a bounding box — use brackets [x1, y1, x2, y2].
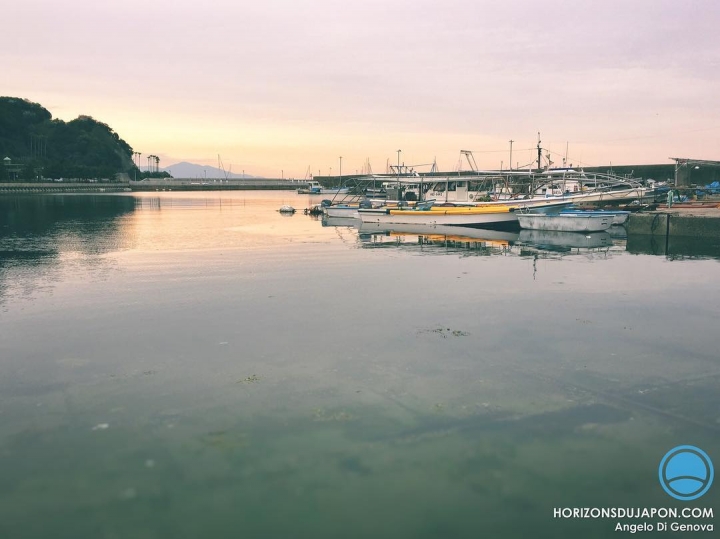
[0, 96, 169, 183]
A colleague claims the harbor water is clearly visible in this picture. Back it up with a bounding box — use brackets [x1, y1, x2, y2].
[0, 191, 718, 538]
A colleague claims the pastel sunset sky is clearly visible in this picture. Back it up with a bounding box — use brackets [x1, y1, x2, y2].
[3, 0, 719, 177]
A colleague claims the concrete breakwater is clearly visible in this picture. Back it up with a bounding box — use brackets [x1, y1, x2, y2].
[0, 182, 131, 193]
[627, 209, 720, 238]
[0, 179, 306, 193]
[130, 179, 304, 191]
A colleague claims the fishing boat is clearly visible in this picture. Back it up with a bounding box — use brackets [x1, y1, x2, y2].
[358, 198, 573, 228]
[323, 203, 362, 218]
[297, 180, 349, 195]
[297, 181, 322, 194]
[516, 212, 613, 232]
[358, 204, 519, 228]
[413, 168, 654, 206]
[323, 198, 434, 219]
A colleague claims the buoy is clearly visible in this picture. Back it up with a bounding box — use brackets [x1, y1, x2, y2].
[278, 205, 296, 214]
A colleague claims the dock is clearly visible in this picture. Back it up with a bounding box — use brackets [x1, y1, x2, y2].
[627, 206, 720, 238]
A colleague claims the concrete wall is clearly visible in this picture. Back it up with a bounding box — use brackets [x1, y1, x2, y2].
[627, 213, 720, 238]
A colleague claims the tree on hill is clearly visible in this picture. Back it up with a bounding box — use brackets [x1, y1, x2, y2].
[0, 97, 140, 181]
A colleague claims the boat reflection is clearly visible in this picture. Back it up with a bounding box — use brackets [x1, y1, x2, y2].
[321, 216, 360, 228]
[320, 214, 634, 257]
[517, 229, 613, 251]
[356, 222, 518, 255]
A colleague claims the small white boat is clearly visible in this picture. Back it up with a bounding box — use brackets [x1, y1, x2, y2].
[324, 204, 360, 218]
[560, 209, 630, 225]
[516, 212, 612, 232]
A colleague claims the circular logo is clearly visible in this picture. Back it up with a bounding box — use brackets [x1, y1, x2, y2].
[659, 445, 714, 501]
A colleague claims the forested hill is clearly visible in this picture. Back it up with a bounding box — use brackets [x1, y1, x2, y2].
[0, 97, 137, 180]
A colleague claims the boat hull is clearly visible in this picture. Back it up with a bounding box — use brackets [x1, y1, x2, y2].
[358, 207, 519, 229]
[324, 205, 359, 218]
[516, 213, 613, 232]
[560, 209, 630, 225]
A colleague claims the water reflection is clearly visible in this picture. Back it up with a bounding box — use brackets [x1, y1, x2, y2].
[0, 195, 136, 305]
[627, 234, 720, 260]
[0, 195, 135, 253]
[517, 230, 612, 251]
[331, 219, 625, 258]
[2, 193, 720, 538]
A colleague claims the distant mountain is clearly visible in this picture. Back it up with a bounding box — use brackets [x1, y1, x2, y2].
[163, 162, 257, 179]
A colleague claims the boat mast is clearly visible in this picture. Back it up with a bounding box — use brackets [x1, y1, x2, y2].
[536, 132, 542, 172]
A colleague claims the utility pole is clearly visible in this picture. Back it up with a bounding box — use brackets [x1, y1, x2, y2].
[536, 132, 542, 172]
[339, 156, 342, 182]
[509, 140, 514, 171]
[396, 149, 401, 200]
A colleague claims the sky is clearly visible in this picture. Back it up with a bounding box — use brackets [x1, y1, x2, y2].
[3, 0, 720, 178]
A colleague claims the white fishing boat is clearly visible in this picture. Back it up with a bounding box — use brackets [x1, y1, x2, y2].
[358, 204, 520, 228]
[297, 181, 322, 194]
[297, 181, 349, 195]
[416, 169, 652, 206]
[516, 212, 613, 232]
[323, 203, 361, 218]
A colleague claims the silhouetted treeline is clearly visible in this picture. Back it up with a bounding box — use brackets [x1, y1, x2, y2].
[0, 96, 155, 181]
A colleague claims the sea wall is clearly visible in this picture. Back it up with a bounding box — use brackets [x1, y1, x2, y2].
[627, 212, 720, 238]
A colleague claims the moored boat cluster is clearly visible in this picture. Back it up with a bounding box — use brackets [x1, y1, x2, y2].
[310, 168, 652, 231]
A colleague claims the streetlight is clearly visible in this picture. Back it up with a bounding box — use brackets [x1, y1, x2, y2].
[339, 156, 342, 185]
[396, 149, 402, 201]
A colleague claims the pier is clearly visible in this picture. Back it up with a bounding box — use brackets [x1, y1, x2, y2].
[627, 206, 720, 238]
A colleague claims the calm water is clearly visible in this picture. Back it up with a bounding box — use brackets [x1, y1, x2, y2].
[0, 192, 718, 538]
